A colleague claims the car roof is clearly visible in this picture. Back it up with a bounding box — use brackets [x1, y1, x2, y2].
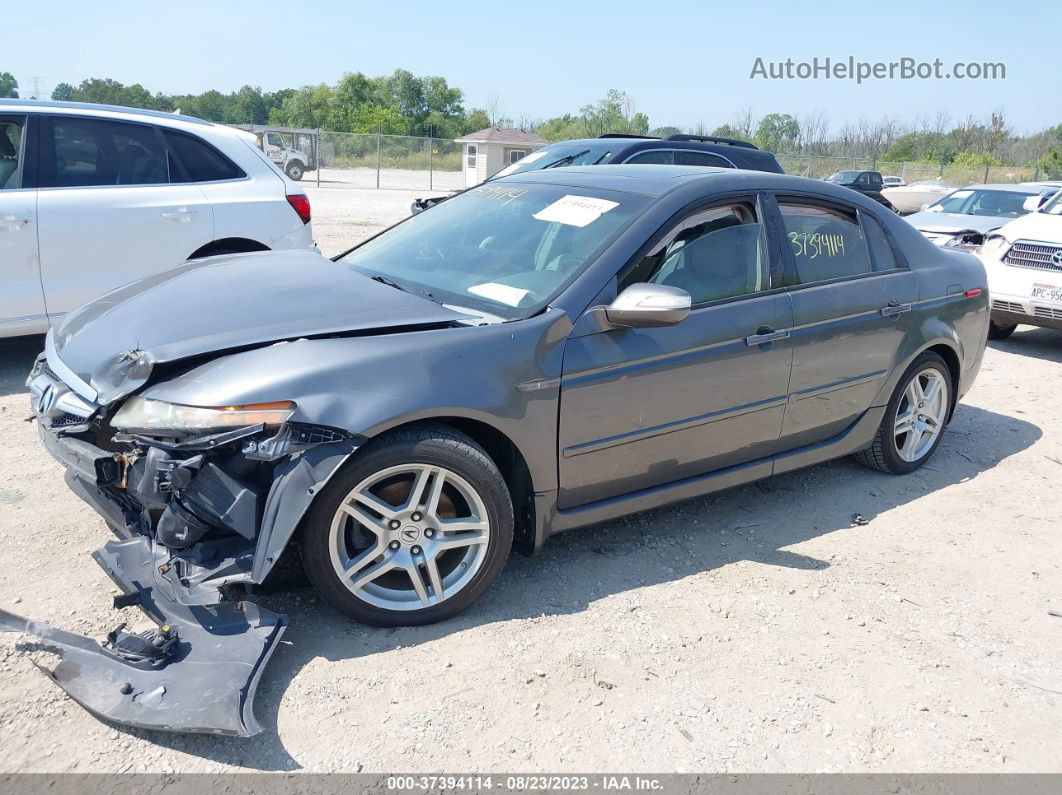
[495, 163, 862, 201]
[0, 98, 214, 127]
[953, 183, 1044, 193]
[538, 136, 782, 169]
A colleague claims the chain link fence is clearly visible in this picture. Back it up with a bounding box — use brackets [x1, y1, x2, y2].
[778, 153, 1043, 186]
[316, 132, 464, 191]
[241, 125, 1046, 192]
[235, 126, 464, 191]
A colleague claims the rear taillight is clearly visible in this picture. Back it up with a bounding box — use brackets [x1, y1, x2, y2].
[286, 193, 311, 224]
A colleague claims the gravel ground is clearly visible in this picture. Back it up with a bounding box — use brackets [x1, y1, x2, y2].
[0, 185, 1060, 773]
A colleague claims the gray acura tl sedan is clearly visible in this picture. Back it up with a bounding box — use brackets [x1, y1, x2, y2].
[7, 166, 989, 736]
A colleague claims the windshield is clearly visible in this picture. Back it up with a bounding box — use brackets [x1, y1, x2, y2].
[826, 171, 860, 183]
[494, 145, 615, 178]
[338, 183, 646, 320]
[929, 188, 1038, 218]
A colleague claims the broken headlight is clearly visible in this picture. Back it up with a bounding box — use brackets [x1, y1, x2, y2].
[112, 397, 295, 433]
[980, 234, 1009, 259]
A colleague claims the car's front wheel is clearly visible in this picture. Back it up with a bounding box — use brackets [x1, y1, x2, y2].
[301, 425, 514, 626]
[988, 320, 1017, 340]
[854, 352, 953, 474]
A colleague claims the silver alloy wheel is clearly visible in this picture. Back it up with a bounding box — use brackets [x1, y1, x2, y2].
[894, 368, 949, 462]
[328, 464, 491, 611]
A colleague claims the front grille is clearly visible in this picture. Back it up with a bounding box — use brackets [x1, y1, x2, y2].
[41, 361, 61, 382]
[992, 300, 1024, 313]
[1033, 306, 1062, 320]
[50, 412, 89, 428]
[1004, 241, 1062, 272]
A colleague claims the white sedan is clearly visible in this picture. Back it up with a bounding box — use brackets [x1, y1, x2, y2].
[882, 179, 955, 214]
[0, 99, 315, 338]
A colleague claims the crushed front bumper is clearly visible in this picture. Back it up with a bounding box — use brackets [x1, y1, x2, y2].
[11, 353, 357, 736]
[0, 536, 286, 736]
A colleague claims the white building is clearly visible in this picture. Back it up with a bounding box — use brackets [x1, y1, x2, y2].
[453, 127, 549, 188]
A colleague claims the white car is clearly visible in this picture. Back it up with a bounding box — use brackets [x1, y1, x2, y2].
[0, 100, 315, 338]
[882, 179, 955, 214]
[904, 183, 1055, 248]
[882, 175, 905, 187]
[980, 188, 1062, 339]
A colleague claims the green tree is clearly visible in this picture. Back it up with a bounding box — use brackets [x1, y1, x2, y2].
[0, 72, 17, 98]
[51, 82, 74, 101]
[1039, 147, 1062, 179]
[579, 89, 648, 137]
[535, 114, 587, 142]
[231, 85, 269, 124]
[649, 126, 682, 138]
[462, 108, 491, 134]
[754, 113, 800, 152]
[710, 124, 753, 143]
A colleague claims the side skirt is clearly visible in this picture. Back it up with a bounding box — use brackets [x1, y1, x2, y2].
[541, 406, 886, 538]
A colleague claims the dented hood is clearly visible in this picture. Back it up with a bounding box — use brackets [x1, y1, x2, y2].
[52, 250, 465, 404]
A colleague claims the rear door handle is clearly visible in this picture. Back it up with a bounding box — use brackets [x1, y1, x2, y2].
[746, 327, 791, 346]
[162, 208, 198, 222]
[880, 301, 912, 317]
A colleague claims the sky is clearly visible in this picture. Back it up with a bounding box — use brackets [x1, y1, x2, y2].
[5, 0, 1059, 134]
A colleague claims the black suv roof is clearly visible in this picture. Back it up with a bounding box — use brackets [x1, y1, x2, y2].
[557, 133, 784, 174]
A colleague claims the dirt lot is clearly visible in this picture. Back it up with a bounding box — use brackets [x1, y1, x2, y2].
[0, 185, 1060, 773]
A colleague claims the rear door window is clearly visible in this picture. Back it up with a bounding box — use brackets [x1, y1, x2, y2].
[44, 116, 170, 187]
[777, 201, 875, 285]
[0, 116, 26, 189]
[162, 129, 245, 182]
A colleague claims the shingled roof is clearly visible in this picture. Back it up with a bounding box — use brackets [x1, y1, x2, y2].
[453, 127, 549, 146]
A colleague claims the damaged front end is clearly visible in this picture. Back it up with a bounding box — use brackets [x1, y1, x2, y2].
[5, 352, 358, 736]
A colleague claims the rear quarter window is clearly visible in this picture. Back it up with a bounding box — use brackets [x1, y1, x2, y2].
[163, 129, 245, 182]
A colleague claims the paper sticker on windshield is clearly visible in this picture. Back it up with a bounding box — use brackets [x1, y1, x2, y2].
[949, 190, 973, 199]
[468, 282, 531, 307]
[533, 195, 619, 227]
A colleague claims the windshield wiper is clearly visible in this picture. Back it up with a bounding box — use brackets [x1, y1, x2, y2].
[542, 150, 590, 170]
[369, 274, 409, 292]
[369, 274, 442, 305]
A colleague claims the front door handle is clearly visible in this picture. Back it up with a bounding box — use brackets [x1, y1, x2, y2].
[746, 327, 791, 346]
[161, 208, 198, 222]
[0, 214, 30, 231]
[880, 301, 912, 317]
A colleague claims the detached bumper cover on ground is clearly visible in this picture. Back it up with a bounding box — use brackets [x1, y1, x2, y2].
[0, 536, 287, 737]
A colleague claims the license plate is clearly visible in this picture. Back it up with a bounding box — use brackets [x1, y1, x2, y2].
[1031, 283, 1062, 303]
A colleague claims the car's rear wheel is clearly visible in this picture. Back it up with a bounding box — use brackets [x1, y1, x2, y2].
[988, 320, 1017, 340]
[854, 352, 952, 474]
[301, 425, 513, 626]
[285, 161, 305, 181]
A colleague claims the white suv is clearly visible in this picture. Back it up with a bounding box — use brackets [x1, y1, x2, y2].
[980, 188, 1062, 339]
[0, 100, 315, 338]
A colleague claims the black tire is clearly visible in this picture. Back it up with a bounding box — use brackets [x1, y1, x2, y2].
[988, 320, 1017, 340]
[854, 352, 953, 475]
[301, 424, 514, 626]
[285, 161, 305, 181]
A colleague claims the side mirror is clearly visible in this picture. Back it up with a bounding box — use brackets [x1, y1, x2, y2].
[920, 203, 931, 211]
[1023, 195, 1044, 213]
[602, 284, 692, 329]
